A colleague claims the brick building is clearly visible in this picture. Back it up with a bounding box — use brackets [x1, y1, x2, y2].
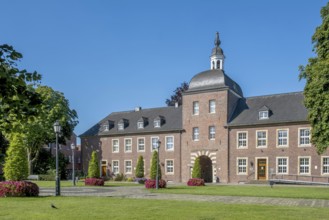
[80, 33, 329, 183]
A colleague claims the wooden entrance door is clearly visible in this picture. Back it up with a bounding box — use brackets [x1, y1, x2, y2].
[257, 159, 267, 180]
[101, 166, 107, 177]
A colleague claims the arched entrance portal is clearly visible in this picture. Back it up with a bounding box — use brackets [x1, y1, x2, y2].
[199, 156, 213, 183]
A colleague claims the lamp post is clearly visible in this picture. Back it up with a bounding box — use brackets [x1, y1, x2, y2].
[71, 143, 76, 186]
[156, 140, 161, 190]
[53, 121, 61, 196]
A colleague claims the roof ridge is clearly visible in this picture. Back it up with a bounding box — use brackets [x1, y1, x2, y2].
[246, 91, 303, 99]
[111, 105, 180, 115]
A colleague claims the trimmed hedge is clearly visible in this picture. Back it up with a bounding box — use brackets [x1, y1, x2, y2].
[84, 178, 105, 186]
[145, 179, 166, 189]
[187, 178, 205, 186]
[0, 181, 39, 197]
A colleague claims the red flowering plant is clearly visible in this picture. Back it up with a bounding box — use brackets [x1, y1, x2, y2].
[187, 178, 205, 186]
[145, 179, 166, 189]
[84, 178, 105, 186]
[0, 181, 39, 197]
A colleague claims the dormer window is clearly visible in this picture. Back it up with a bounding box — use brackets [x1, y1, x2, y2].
[259, 111, 269, 120]
[102, 120, 114, 132]
[103, 125, 109, 131]
[118, 119, 129, 131]
[137, 122, 144, 129]
[118, 123, 124, 131]
[154, 120, 161, 128]
[137, 117, 148, 129]
[154, 116, 165, 128]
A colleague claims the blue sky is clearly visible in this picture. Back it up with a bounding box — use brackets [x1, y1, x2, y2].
[1, 0, 327, 141]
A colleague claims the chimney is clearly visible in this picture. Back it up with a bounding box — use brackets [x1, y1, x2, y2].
[175, 102, 179, 108]
[135, 106, 142, 112]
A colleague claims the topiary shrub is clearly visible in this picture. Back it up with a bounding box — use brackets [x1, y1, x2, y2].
[150, 151, 161, 180]
[85, 178, 104, 186]
[88, 151, 100, 178]
[135, 155, 144, 178]
[192, 157, 201, 179]
[145, 179, 166, 189]
[0, 181, 39, 197]
[187, 178, 205, 186]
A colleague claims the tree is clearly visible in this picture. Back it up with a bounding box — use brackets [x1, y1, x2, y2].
[135, 155, 144, 178]
[192, 157, 201, 178]
[299, 2, 329, 154]
[0, 44, 41, 133]
[3, 133, 28, 181]
[165, 82, 189, 106]
[150, 150, 161, 180]
[88, 151, 100, 178]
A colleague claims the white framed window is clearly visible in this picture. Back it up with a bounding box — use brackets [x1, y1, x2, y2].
[277, 129, 288, 147]
[112, 139, 119, 153]
[165, 159, 174, 174]
[299, 128, 311, 146]
[137, 122, 144, 129]
[193, 101, 199, 115]
[276, 157, 288, 174]
[209, 100, 216, 113]
[124, 138, 132, 152]
[103, 125, 109, 131]
[151, 137, 159, 152]
[112, 160, 119, 174]
[192, 127, 199, 141]
[209, 126, 215, 140]
[259, 111, 269, 120]
[124, 160, 132, 174]
[137, 137, 145, 152]
[118, 123, 124, 131]
[237, 158, 248, 175]
[165, 136, 174, 151]
[154, 120, 161, 128]
[237, 132, 248, 148]
[322, 157, 329, 175]
[299, 157, 311, 175]
[256, 130, 267, 148]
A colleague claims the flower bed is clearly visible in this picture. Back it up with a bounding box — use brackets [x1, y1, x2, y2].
[0, 181, 39, 197]
[145, 179, 166, 189]
[187, 178, 205, 186]
[84, 178, 105, 186]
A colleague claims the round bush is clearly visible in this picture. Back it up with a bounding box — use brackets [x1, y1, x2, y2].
[145, 179, 166, 189]
[0, 181, 39, 197]
[187, 178, 205, 186]
[85, 178, 105, 186]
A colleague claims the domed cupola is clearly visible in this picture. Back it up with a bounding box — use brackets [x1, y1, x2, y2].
[210, 32, 225, 70]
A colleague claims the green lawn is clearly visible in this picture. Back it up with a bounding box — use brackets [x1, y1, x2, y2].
[0, 197, 327, 220]
[151, 184, 329, 200]
[32, 180, 138, 187]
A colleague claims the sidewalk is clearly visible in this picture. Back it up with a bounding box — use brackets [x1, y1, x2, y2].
[39, 186, 329, 208]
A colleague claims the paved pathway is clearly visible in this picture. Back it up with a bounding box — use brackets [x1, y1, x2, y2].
[39, 185, 329, 208]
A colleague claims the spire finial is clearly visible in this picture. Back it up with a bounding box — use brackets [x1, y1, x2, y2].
[214, 32, 220, 47]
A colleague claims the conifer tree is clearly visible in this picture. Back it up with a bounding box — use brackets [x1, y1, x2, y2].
[150, 150, 161, 180]
[4, 133, 28, 181]
[88, 151, 100, 178]
[135, 155, 144, 178]
[192, 157, 201, 178]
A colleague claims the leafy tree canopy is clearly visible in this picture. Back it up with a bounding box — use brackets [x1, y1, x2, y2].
[165, 82, 189, 106]
[299, 2, 329, 154]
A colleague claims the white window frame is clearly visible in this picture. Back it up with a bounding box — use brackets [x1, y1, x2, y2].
[276, 157, 288, 174]
[259, 111, 269, 120]
[118, 123, 124, 131]
[151, 136, 159, 152]
[165, 159, 174, 175]
[298, 128, 311, 147]
[209, 99, 216, 113]
[137, 121, 144, 129]
[137, 137, 145, 152]
[165, 136, 174, 151]
[112, 139, 119, 153]
[277, 129, 289, 147]
[298, 157, 311, 175]
[237, 131, 248, 149]
[124, 138, 132, 153]
[321, 156, 329, 175]
[154, 120, 161, 128]
[256, 130, 267, 148]
[209, 126, 215, 140]
[193, 101, 199, 115]
[124, 160, 132, 174]
[237, 157, 248, 175]
[112, 160, 119, 174]
[192, 127, 199, 141]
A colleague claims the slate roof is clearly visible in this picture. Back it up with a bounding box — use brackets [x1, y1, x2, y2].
[228, 92, 308, 127]
[80, 106, 182, 137]
[186, 69, 243, 96]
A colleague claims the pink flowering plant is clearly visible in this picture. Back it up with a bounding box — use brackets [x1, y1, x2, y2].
[85, 178, 105, 186]
[0, 181, 39, 197]
[187, 178, 205, 186]
[145, 179, 166, 189]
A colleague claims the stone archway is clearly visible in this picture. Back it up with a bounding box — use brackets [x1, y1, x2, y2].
[199, 155, 213, 182]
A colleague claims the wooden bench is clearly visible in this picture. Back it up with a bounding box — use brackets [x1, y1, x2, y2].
[27, 175, 39, 181]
